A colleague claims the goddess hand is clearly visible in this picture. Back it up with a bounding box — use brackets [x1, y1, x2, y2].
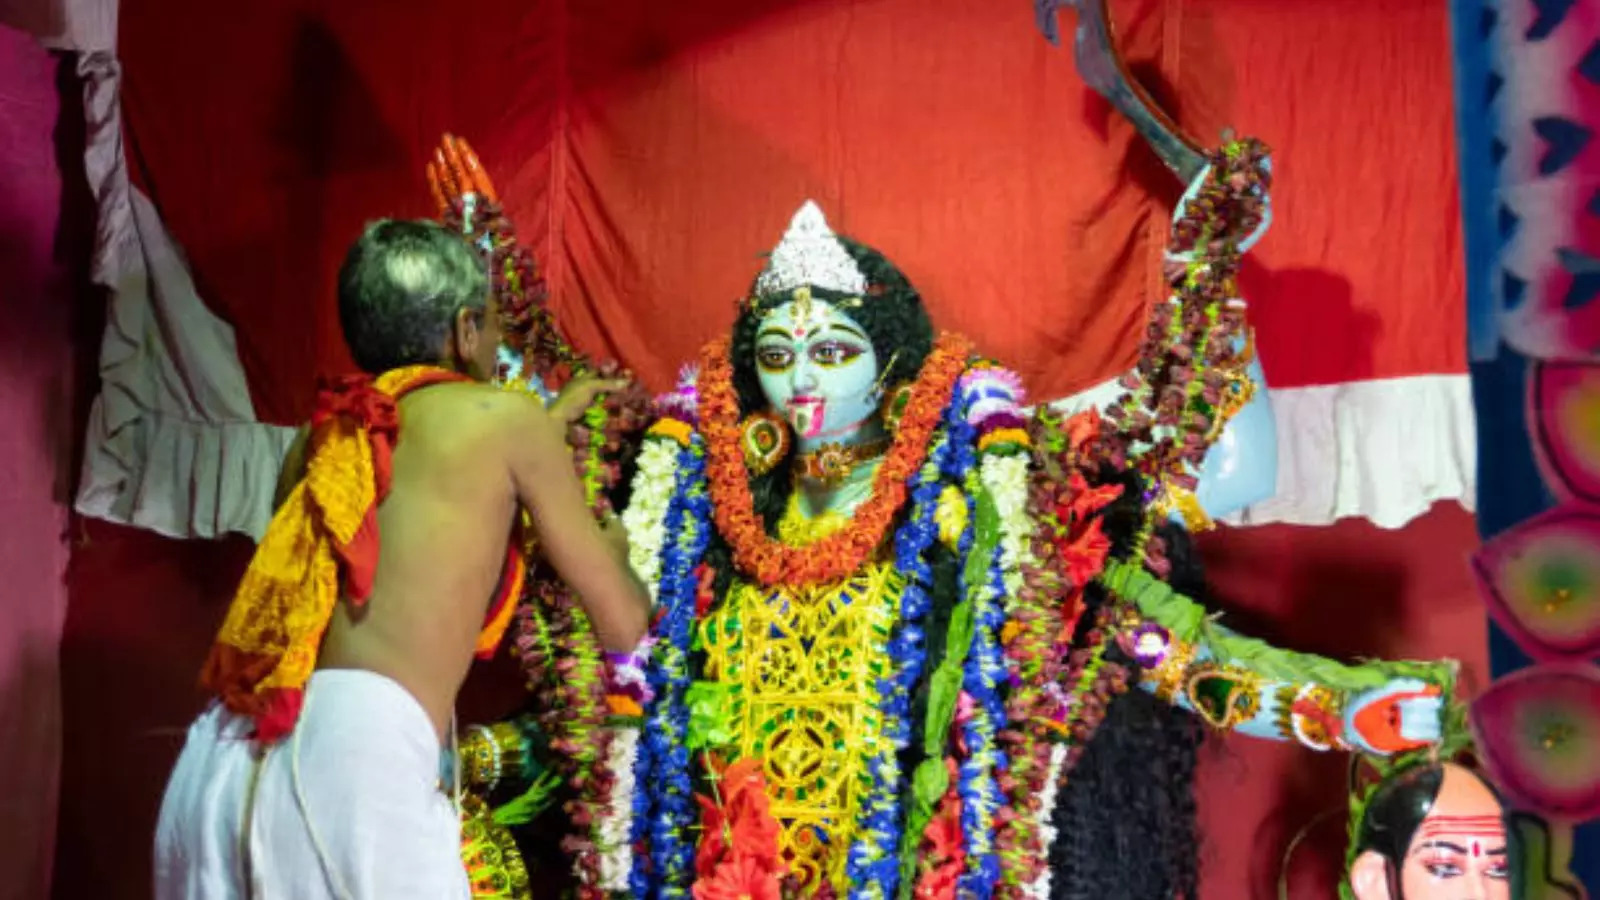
[425, 133, 499, 218]
[1344, 678, 1444, 756]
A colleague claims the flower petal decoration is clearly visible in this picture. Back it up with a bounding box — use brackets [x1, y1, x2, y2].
[1532, 362, 1600, 503]
[1470, 663, 1600, 822]
[1471, 504, 1600, 662]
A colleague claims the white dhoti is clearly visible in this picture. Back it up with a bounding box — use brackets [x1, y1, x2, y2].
[154, 669, 470, 900]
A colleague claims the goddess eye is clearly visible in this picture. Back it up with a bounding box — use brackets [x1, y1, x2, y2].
[811, 341, 864, 367]
[757, 345, 794, 372]
[1422, 861, 1463, 878]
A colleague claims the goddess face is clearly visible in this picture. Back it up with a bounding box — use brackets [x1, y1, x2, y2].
[753, 289, 881, 449]
[1351, 764, 1510, 900]
[1398, 767, 1510, 899]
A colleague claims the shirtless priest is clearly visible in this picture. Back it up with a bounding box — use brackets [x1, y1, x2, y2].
[153, 219, 651, 899]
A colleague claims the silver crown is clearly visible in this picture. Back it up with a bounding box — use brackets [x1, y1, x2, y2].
[753, 201, 868, 297]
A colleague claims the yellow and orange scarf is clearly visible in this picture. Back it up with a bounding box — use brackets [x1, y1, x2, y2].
[202, 365, 526, 743]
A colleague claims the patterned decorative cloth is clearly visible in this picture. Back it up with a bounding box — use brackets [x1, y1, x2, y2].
[1452, 0, 1600, 890]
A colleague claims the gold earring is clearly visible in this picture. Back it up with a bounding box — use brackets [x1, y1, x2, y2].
[739, 410, 792, 476]
[880, 383, 914, 436]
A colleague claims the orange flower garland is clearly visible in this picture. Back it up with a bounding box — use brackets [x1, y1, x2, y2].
[698, 332, 973, 587]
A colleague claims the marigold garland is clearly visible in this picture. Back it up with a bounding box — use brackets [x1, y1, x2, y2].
[697, 332, 973, 587]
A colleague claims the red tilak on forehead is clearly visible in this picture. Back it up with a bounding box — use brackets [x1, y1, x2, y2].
[1418, 816, 1507, 840]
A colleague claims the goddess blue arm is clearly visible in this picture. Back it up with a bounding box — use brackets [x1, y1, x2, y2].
[1136, 621, 1445, 754]
[1101, 561, 1449, 756]
[1190, 353, 1276, 520]
[1169, 160, 1277, 522]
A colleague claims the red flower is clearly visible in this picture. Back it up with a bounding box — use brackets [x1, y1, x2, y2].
[1053, 474, 1123, 527]
[914, 761, 965, 900]
[1056, 587, 1087, 645]
[924, 794, 963, 862]
[1060, 517, 1113, 588]
[695, 793, 728, 880]
[692, 856, 782, 900]
[694, 757, 784, 888]
[1061, 408, 1102, 459]
[720, 760, 780, 867]
[694, 564, 717, 618]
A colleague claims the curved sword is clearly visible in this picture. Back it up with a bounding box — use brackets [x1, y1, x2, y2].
[1036, 0, 1207, 184]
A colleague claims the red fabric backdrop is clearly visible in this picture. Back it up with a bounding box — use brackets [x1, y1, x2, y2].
[117, 0, 1464, 423]
[49, 0, 1481, 896]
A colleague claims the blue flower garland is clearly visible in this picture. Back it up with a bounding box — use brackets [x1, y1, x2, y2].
[889, 430, 953, 738]
[959, 535, 1009, 895]
[945, 403, 1007, 897]
[630, 437, 711, 899]
[844, 424, 952, 898]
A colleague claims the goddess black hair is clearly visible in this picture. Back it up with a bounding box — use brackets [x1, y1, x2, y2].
[1358, 764, 1449, 868]
[1049, 465, 1204, 899]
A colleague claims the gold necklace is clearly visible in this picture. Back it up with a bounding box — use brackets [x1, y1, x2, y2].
[793, 437, 892, 486]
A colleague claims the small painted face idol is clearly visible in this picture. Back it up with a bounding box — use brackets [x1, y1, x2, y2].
[753, 287, 881, 450]
[1350, 762, 1511, 900]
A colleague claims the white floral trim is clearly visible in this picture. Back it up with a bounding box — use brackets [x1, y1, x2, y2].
[597, 432, 679, 892]
[979, 452, 1034, 597]
[621, 437, 678, 605]
[596, 725, 640, 891]
[1022, 743, 1068, 899]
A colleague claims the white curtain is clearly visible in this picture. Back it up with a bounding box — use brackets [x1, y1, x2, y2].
[1052, 373, 1477, 529]
[11, 0, 296, 542]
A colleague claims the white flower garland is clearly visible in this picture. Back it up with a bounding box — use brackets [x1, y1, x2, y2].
[620, 437, 679, 604]
[596, 725, 641, 892]
[979, 432, 1060, 894]
[592, 436, 681, 892]
[978, 452, 1034, 597]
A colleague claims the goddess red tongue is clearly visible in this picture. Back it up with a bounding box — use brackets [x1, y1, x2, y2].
[787, 397, 826, 439]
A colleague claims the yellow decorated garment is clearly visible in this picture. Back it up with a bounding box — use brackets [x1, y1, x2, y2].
[202, 366, 525, 744]
[698, 494, 902, 891]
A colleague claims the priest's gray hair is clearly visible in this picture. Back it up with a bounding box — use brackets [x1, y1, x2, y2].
[336, 219, 488, 374]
